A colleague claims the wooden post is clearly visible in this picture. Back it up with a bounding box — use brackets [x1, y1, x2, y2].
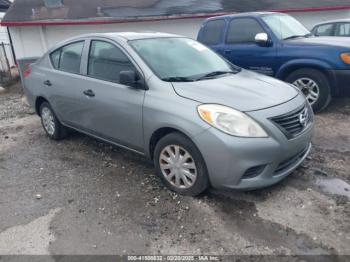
[2, 42, 12, 81]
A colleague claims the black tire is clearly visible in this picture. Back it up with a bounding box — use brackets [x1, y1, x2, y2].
[154, 132, 209, 196]
[39, 102, 67, 140]
[285, 68, 331, 112]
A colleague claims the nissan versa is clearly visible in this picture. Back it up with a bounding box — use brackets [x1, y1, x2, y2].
[23, 32, 314, 196]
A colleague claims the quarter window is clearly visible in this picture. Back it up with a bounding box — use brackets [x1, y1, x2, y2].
[201, 20, 225, 45]
[314, 24, 334, 36]
[50, 49, 61, 69]
[227, 18, 265, 44]
[88, 40, 135, 83]
[49, 41, 84, 74]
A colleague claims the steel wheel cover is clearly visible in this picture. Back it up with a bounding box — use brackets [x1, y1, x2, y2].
[41, 107, 55, 135]
[159, 145, 197, 189]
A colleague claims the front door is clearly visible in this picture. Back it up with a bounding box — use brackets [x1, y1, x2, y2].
[77, 39, 145, 152]
[219, 17, 277, 76]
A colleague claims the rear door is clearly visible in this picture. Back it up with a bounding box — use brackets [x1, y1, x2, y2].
[77, 39, 145, 152]
[44, 40, 88, 125]
[198, 19, 226, 53]
[220, 17, 278, 76]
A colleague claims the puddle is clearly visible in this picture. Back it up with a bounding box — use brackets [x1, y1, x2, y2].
[315, 178, 350, 200]
[208, 193, 332, 255]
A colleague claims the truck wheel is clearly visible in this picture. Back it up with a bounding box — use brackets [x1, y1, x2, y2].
[39, 102, 67, 140]
[286, 69, 331, 112]
[154, 132, 209, 196]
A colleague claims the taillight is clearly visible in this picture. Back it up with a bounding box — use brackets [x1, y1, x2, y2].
[23, 63, 32, 78]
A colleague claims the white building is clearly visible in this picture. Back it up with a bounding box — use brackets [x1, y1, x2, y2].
[2, 0, 350, 76]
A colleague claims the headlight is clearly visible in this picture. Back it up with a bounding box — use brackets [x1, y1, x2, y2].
[197, 104, 268, 138]
[340, 53, 350, 64]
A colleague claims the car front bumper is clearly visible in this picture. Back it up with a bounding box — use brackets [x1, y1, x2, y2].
[193, 94, 314, 190]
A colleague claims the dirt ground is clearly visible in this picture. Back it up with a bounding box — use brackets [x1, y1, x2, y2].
[0, 82, 349, 260]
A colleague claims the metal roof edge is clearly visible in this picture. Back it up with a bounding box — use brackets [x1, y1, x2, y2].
[2, 5, 350, 27]
[0, 12, 228, 27]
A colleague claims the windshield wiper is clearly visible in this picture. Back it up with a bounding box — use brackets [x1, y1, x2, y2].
[283, 35, 304, 40]
[162, 70, 239, 82]
[195, 71, 237, 81]
[161, 76, 194, 82]
[284, 33, 312, 40]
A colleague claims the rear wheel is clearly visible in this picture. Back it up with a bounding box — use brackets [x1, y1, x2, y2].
[39, 102, 67, 140]
[286, 68, 331, 112]
[154, 133, 209, 196]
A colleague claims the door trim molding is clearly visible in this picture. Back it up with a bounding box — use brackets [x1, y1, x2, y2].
[62, 121, 145, 156]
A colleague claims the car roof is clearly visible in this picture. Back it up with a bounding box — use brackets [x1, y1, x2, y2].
[313, 18, 350, 27]
[47, 32, 185, 54]
[205, 11, 283, 21]
[74, 32, 182, 41]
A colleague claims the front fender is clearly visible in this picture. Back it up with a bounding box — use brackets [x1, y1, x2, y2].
[143, 105, 211, 159]
[276, 59, 333, 79]
[276, 59, 341, 95]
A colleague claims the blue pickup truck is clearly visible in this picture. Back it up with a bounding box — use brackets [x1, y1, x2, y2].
[197, 12, 350, 112]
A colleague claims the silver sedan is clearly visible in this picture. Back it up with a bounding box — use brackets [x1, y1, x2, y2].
[23, 32, 314, 196]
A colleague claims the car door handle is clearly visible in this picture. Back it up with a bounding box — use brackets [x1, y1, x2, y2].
[83, 89, 95, 97]
[44, 80, 52, 86]
[224, 50, 231, 54]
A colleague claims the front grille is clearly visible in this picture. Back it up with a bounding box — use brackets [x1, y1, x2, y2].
[270, 104, 312, 139]
[274, 146, 309, 175]
[242, 165, 266, 179]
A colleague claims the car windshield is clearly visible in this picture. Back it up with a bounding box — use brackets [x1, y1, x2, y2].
[262, 14, 311, 40]
[129, 37, 239, 81]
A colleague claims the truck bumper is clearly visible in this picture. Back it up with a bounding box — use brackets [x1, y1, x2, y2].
[328, 69, 350, 96]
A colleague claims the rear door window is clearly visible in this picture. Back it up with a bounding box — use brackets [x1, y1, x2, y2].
[59, 42, 84, 73]
[87, 40, 136, 83]
[336, 23, 350, 36]
[50, 41, 84, 74]
[200, 20, 225, 45]
[314, 24, 334, 36]
[226, 18, 265, 44]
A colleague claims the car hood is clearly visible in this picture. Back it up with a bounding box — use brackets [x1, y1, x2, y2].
[286, 36, 350, 48]
[172, 70, 298, 112]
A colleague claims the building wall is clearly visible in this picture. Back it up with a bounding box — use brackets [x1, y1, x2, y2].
[8, 9, 350, 61]
[10, 18, 204, 60]
[9, 26, 46, 59]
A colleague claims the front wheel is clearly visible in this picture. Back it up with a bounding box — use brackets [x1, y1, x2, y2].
[286, 68, 331, 112]
[154, 133, 209, 196]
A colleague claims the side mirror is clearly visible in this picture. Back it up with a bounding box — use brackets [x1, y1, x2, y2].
[119, 70, 147, 89]
[255, 33, 271, 47]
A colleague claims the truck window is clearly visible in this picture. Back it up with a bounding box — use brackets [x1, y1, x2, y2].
[201, 20, 225, 45]
[226, 18, 265, 44]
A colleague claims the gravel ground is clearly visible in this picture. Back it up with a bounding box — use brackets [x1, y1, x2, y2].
[0, 82, 349, 260]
